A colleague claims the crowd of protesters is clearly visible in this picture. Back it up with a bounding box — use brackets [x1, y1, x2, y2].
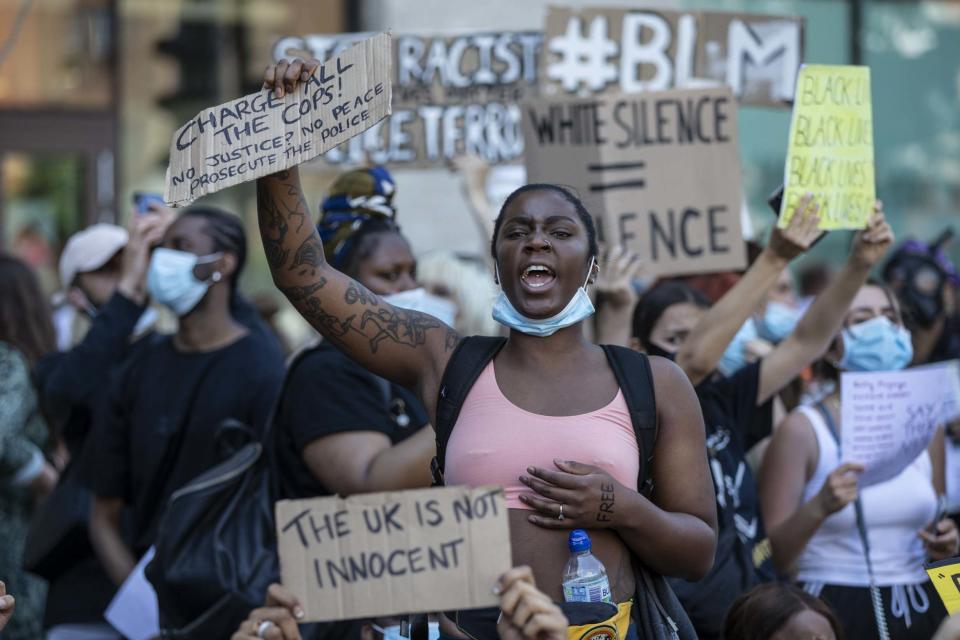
[0, 56, 959, 640]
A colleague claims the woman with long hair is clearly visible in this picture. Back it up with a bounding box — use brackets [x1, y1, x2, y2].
[0, 253, 58, 639]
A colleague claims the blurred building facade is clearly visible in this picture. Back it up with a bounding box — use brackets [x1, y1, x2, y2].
[0, 0, 957, 296]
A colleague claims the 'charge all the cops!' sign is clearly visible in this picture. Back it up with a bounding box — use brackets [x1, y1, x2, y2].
[164, 33, 392, 206]
[276, 486, 511, 622]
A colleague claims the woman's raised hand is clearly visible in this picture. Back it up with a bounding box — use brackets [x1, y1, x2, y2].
[849, 202, 894, 270]
[263, 58, 321, 98]
[767, 193, 823, 262]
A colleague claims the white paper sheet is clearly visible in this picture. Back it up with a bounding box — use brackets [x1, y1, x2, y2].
[104, 547, 159, 640]
[841, 365, 957, 487]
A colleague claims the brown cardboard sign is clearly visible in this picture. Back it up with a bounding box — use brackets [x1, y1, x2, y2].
[522, 86, 746, 277]
[164, 33, 392, 206]
[541, 6, 803, 108]
[274, 31, 540, 166]
[276, 486, 511, 622]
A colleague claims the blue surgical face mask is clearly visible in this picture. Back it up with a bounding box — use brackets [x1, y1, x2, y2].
[838, 315, 913, 372]
[147, 248, 222, 317]
[756, 301, 802, 343]
[382, 287, 457, 327]
[491, 257, 596, 337]
[718, 318, 760, 376]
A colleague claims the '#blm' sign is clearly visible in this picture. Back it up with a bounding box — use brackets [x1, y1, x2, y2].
[276, 486, 511, 622]
[164, 33, 392, 206]
[522, 86, 746, 277]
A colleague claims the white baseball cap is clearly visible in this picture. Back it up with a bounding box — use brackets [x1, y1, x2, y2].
[59, 223, 129, 287]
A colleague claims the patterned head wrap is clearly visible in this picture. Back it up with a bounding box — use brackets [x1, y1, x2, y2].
[317, 166, 397, 269]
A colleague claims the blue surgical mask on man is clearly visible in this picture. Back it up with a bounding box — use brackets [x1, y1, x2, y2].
[492, 258, 596, 337]
[147, 248, 222, 317]
[756, 301, 802, 343]
[838, 315, 913, 372]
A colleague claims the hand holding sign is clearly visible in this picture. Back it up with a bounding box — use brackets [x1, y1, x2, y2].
[767, 193, 823, 262]
[849, 203, 895, 270]
[813, 462, 864, 518]
[920, 518, 960, 562]
[497, 567, 568, 640]
[231, 584, 304, 640]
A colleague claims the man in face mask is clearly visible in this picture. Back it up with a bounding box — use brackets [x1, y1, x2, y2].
[34, 212, 171, 639]
[87, 207, 285, 593]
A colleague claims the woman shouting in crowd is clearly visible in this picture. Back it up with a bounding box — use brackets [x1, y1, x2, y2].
[255, 57, 716, 639]
[760, 280, 957, 638]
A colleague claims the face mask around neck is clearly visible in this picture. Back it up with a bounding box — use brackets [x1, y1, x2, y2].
[147, 248, 223, 317]
[491, 257, 596, 337]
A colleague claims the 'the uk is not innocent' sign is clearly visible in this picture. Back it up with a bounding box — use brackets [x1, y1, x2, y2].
[276, 486, 511, 622]
[164, 33, 392, 206]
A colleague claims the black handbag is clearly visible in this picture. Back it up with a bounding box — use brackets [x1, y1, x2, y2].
[145, 350, 313, 638]
[146, 421, 277, 638]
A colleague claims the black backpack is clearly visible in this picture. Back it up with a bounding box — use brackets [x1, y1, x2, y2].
[430, 336, 696, 640]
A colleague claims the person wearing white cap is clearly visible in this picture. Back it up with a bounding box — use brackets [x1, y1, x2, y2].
[32, 212, 171, 640]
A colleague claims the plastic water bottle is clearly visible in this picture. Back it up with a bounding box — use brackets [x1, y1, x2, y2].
[562, 529, 612, 603]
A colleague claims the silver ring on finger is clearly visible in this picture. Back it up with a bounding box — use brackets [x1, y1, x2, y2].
[558, 504, 565, 521]
[257, 620, 277, 638]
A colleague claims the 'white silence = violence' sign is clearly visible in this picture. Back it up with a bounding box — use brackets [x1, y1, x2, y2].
[164, 33, 392, 206]
[276, 486, 511, 622]
[523, 86, 746, 278]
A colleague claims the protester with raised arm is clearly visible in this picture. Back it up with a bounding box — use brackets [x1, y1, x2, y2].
[257, 57, 716, 638]
[631, 200, 895, 638]
[760, 279, 956, 639]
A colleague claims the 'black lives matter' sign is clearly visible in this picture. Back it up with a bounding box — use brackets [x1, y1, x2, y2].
[523, 86, 746, 278]
[276, 486, 510, 622]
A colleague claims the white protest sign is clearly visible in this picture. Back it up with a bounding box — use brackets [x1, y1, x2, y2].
[841, 365, 956, 487]
[164, 33, 392, 206]
[276, 486, 511, 622]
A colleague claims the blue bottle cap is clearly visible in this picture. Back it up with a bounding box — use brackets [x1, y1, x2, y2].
[568, 529, 591, 553]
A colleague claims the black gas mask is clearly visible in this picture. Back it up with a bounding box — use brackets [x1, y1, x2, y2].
[882, 230, 955, 329]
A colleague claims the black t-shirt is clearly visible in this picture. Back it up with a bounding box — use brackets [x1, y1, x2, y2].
[89, 333, 284, 554]
[670, 362, 773, 640]
[275, 343, 429, 500]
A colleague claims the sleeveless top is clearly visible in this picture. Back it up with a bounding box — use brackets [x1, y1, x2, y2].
[795, 405, 936, 586]
[444, 362, 638, 509]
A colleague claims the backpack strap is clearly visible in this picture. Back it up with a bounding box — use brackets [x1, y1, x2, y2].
[431, 336, 507, 486]
[600, 345, 658, 496]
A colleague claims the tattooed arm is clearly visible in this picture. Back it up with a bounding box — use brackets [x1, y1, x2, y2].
[257, 164, 457, 396]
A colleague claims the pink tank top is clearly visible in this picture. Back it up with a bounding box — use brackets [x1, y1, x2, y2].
[444, 362, 639, 509]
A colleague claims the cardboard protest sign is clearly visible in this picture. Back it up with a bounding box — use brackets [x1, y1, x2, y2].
[164, 33, 392, 206]
[541, 7, 803, 108]
[779, 65, 875, 229]
[840, 365, 955, 487]
[522, 86, 746, 278]
[276, 486, 511, 622]
[274, 30, 540, 166]
[926, 557, 960, 615]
